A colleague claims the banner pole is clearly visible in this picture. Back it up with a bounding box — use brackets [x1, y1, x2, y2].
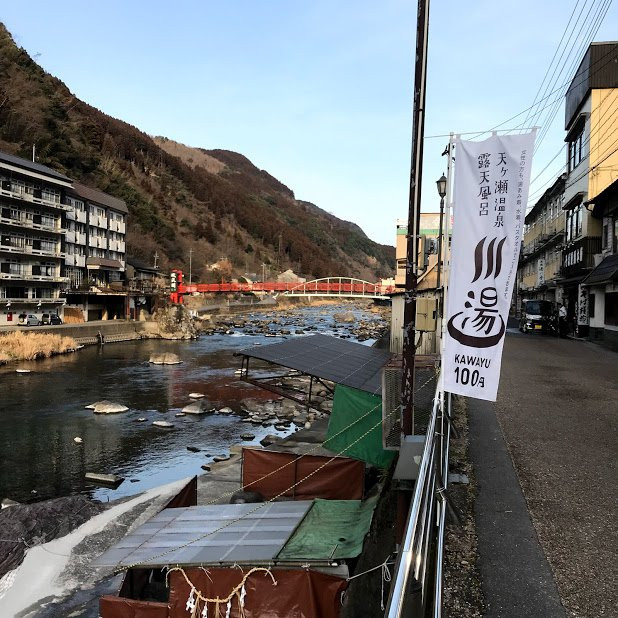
[401, 0, 431, 437]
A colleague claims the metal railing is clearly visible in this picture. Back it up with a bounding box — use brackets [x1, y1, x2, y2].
[385, 383, 452, 618]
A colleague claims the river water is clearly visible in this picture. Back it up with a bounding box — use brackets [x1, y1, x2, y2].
[0, 305, 384, 504]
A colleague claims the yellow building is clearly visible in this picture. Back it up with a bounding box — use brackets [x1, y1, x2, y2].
[560, 42, 618, 333]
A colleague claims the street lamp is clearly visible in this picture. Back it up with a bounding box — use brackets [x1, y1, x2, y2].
[436, 174, 447, 295]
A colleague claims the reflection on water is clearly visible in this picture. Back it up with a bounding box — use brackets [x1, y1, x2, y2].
[0, 306, 383, 503]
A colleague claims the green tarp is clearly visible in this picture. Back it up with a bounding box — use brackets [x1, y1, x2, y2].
[324, 384, 396, 469]
[276, 497, 378, 561]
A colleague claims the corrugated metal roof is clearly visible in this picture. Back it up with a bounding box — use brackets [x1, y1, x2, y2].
[70, 181, 128, 213]
[239, 334, 391, 395]
[0, 150, 72, 183]
[92, 501, 313, 568]
[582, 253, 618, 286]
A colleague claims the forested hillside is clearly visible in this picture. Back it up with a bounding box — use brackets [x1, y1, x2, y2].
[0, 24, 394, 281]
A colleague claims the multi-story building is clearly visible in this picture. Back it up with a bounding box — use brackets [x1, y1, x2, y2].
[558, 41, 618, 334]
[0, 152, 71, 325]
[518, 175, 566, 306]
[68, 182, 127, 288]
[0, 149, 129, 325]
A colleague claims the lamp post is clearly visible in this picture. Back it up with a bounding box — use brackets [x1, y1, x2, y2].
[436, 174, 447, 295]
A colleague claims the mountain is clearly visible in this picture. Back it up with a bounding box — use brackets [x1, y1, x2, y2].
[0, 24, 394, 282]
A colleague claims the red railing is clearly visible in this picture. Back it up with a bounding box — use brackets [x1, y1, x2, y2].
[177, 280, 395, 296]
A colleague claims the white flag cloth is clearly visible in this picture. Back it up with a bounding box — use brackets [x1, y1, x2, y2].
[443, 132, 535, 401]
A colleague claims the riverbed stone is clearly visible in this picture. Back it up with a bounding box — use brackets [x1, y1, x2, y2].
[149, 353, 182, 365]
[260, 434, 280, 447]
[188, 392, 204, 399]
[182, 401, 210, 415]
[91, 400, 129, 414]
[240, 433, 256, 440]
[152, 420, 174, 428]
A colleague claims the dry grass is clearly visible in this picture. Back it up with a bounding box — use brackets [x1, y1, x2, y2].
[0, 331, 77, 362]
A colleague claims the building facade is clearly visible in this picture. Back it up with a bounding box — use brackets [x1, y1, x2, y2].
[69, 182, 127, 288]
[582, 178, 618, 350]
[558, 42, 618, 335]
[0, 152, 71, 325]
[518, 175, 566, 306]
[0, 149, 128, 325]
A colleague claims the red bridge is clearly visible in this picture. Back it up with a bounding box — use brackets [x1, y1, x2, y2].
[175, 277, 394, 300]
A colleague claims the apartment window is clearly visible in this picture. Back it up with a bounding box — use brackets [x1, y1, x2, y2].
[568, 126, 584, 172]
[566, 205, 582, 243]
[41, 188, 60, 203]
[41, 214, 56, 228]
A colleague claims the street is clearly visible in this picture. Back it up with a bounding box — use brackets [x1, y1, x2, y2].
[470, 332, 617, 617]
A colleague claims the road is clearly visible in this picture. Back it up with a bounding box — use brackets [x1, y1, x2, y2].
[471, 332, 617, 617]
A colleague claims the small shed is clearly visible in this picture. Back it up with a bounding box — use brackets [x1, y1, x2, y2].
[95, 498, 377, 617]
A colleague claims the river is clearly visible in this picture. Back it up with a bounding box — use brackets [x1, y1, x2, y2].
[0, 304, 385, 504]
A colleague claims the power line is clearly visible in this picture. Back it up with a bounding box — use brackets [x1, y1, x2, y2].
[519, 0, 583, 132]
[528, 0, 601, 136]
[438, 35, 618, 142]
[533, 0, 613, 153]
[527, 88, 618, 203]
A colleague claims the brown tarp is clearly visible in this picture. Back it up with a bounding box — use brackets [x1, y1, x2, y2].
[163, 476, 197, 509]
[242, 448, 364, 500]
[100, 595, 168, 618]
[168, 568, 347, 618]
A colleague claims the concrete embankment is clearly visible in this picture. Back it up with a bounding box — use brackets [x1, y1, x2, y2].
[30, 320, 155, 345]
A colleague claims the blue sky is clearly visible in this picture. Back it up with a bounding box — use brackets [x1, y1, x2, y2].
[2, 1, 616, 245]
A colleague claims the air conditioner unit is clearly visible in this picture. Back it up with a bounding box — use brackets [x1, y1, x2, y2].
[382, 366, 402, 451]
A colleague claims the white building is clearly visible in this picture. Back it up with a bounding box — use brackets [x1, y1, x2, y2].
[0, 151, 71, 325]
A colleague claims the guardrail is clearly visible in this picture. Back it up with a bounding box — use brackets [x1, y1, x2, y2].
[385, 383, 452, 618]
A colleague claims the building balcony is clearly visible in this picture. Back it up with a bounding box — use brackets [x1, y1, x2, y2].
[2, 297, 64, 304]
[560, 236, 602, 278]
[0, 273, 68, 283]
[0, 243, 64, 259]
[65, 254, 86, 267]
[66, 210, 87, 224]
[0, 187, 70, 211]
[0, 213, 64, 234]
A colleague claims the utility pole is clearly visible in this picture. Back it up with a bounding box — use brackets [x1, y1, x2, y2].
[153, 251, 159, 270]
[189, 248, 193, 285]
[32, 144, 36, 162]
[401, 0, 431, 436]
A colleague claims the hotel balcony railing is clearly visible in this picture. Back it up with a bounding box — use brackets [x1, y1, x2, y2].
[0, 270, 69, 283]
[0, 186, 71, 211]
[0, 243, 64, 259]
[0, 213, 64, 234]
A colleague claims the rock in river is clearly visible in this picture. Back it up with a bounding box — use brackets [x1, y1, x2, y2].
[149, 353, 182, 365]
[88, 400, 129, 414]
[152, 420, 174, 428]
[260, 434, 280, 447]
[182, 401, 212, 415]
[189, 392, 204, 399]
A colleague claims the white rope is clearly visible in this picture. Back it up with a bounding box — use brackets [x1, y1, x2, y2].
[345, 556, 394, 611]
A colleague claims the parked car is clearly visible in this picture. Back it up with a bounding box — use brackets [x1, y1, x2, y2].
[519, 300, 556, 335]
[41, 313, 63, 325]
[23, 314, 41, 326]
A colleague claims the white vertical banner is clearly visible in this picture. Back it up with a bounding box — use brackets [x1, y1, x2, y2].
[443, 132, 535, 401]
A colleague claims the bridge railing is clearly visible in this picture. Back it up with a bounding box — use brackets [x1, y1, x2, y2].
[178, 278, 395, 296]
